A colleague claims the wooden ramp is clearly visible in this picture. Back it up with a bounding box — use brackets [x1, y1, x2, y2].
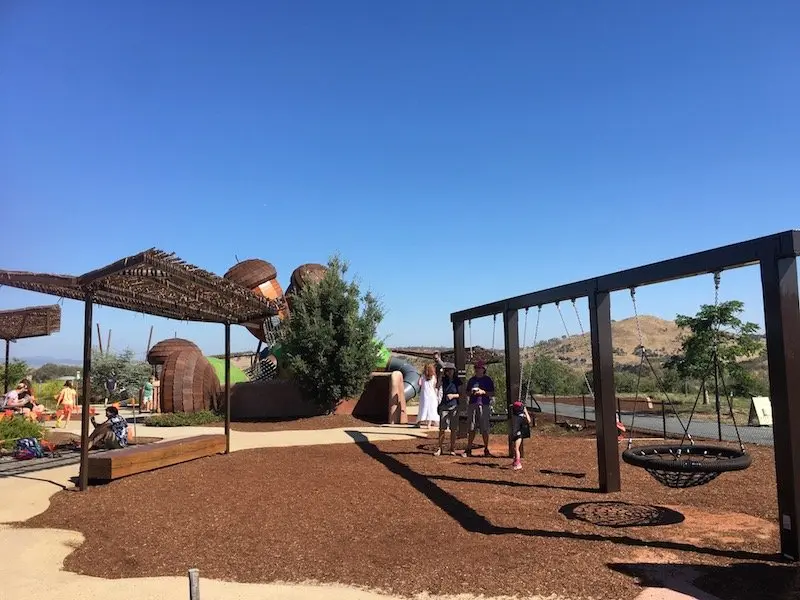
[87, 434, 226, 481]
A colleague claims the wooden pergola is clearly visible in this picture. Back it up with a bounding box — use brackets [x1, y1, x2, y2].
[0, 304, 62, 393]
[0, 249, 279, 490]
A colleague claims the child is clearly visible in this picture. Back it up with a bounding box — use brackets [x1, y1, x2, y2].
[55, 380, 77, 428]
[416, 363, 440, 429]
[510, 400, 533, 470]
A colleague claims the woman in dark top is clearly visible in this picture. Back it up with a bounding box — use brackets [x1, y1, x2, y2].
[434, 363, 462, 456]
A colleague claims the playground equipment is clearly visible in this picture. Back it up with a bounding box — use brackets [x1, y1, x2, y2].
[621, 272, 752, 488]
[146, 338, 221, 413]
[450, 230, 800, 561]
[224, 259, 421, 401]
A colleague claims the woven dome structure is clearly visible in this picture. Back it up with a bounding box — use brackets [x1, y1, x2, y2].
[224, 258, 289, 342]
[146, 338, 221, 413]
[223, 259, 278, 290]
[290, 263, 328, 292]
[147, 338, 200, 365]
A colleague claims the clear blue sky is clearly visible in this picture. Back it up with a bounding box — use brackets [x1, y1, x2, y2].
[2, 1, 799, 362]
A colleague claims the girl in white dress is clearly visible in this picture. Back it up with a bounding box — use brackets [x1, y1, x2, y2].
[416, 363, 440, 429]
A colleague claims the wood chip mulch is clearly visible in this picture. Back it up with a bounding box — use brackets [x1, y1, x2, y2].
[21, 433, 793, 600]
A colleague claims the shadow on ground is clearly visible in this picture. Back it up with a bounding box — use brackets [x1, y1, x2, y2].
[560, 501, 685, 528]
[344, 433, 780, 563]
[609, 561, 800, 600]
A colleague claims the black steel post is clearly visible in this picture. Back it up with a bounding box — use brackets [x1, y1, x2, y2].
[78, 294, 93, 492]
[589, 289, 621, 493]
[582, 392, 586, 428]
[224, 322, 231, 454]
[553, 390, 557, 423]
[662, 398, 667, 439]
[713, 352, 722, 442]
[453, 320, 467, 438]
[503, 308, 520, 458]
[3, 339, 9, 394]
[760, 253, 800, 561]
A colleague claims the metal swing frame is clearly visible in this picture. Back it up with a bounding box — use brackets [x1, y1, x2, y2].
[450, 230, 800, 561]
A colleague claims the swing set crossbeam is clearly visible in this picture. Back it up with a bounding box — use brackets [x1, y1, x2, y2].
[451, 230, 799, 322]
[449, 229, 800, 562]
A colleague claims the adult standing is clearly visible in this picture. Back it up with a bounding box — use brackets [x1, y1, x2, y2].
[434, 363, 462, 456]
[465, 360, 494, 457]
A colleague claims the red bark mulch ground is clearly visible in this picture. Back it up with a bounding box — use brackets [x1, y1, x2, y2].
[21, 433, 795, 600]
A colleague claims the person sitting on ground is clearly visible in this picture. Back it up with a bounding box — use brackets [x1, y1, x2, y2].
[16, 381, 43, 421]
[434, 363, 462, 457]
[87, 405, 128, 450]
[465, 360, 495, 457]
[55, 380, 77, 427]
[510, 400, 533, 471]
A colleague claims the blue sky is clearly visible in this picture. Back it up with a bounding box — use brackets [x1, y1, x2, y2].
[2, 1, 799, 361]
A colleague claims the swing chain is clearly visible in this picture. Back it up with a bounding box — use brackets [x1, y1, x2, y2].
[630, 287, 645, 353]
[491, 314, 497, 351]
[522, 306, 542, 405]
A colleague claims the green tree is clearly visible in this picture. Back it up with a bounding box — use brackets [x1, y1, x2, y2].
[33, 363, 78, 383]
[525, 355, 581, 396]
[90, 349, 151, 402]
[665, 300, 762, 396]
[1, 359, 29, 390]
[282, 255, 383, 412]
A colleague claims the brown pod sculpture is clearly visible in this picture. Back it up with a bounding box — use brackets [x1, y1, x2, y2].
[285, 263, 328, 309]
[147, 338, 221, 413]
[224, 259, 288, 341]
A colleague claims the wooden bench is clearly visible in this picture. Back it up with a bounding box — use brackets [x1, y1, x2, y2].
[87, 434, 226, 481]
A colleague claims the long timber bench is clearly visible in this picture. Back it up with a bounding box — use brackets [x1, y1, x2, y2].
[86, 434, 226, 481]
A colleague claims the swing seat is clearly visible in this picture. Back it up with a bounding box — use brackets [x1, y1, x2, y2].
[622, 444, 752, 488]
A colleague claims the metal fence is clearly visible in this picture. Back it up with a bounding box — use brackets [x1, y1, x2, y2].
[530, 394, 775, 447]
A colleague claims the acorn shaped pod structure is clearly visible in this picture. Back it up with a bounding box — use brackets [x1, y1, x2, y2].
[147, 338, 200, 365]
[285, 263, 328, 309]
[224, 259, 289, 342]
[146, 338, 221, 413]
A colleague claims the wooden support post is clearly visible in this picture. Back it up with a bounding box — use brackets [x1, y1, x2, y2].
[224, 322, 231, 454]
[3, 339, 9, 394]
[188, 568, 200, 600]
[503, 308, 520, 458]
[760, 254, 800, 560]
[79, 294, 94, 492]
[96, 323, 103, 355]
[589, 289, 620, 493]
[453, 320, 467, 437]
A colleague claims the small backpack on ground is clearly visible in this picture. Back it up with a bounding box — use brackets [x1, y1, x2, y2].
[13, 437, 44, 460]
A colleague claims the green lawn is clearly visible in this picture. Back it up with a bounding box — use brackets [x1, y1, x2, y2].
[205, 357, 250, 385]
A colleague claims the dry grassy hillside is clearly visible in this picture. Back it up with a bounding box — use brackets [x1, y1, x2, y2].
[396, 315, 684, 368]
[535, 315, 683, 366]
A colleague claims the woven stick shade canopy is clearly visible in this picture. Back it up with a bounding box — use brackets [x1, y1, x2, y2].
[0, 249, 280, 324]
[0, 304, 61, 341]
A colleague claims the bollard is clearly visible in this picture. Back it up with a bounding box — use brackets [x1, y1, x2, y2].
[188, 568, 200, 600]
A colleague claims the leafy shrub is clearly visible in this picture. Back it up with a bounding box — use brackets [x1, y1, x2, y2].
[281, 255, 383, 413]
[90, 349, 151, 401]
[33, 380, 66, 410]
[0, 359, 29, 390]
[0, 416, 45, 450]
[144, 410, 220, 427]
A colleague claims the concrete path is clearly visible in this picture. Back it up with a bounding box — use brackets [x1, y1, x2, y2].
[1, 416, 719, 600]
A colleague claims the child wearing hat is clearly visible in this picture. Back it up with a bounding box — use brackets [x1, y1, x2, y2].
[510, 400, 533, 470]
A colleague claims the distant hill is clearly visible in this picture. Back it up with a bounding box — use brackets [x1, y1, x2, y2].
[535, 315, 684, 367]
[16, 356, 83, 368]
[394, 315, 684, 368]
